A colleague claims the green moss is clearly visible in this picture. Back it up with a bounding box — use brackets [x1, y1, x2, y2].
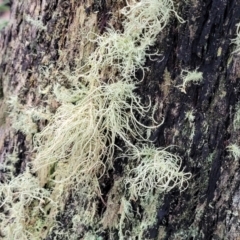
[0, 0, 9, 30]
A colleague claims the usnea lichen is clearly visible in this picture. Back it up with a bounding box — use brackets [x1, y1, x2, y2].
[233, 103, 240, 130]
[232, 23, 240, 55]
[0, 167, 54, 239]
[33, 0, 188, 192]
[2, 0, 191, 239]
[177, 69, 203, 93]
[125, 145, 191, 199]
[226, 143, 240, 161]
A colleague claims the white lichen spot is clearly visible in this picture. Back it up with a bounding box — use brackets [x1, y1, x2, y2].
[227, 144, 240, 161]
[25, 15, 46, 30]
[177, 69, 203, 93]
[233, 103, 240, 130]
[232, 23, 240, 55]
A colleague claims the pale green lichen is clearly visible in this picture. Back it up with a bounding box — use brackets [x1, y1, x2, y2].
[232, 23, 240, 55]
[33, 0, 188, 192]
[177, 69, 203, 93]
[0, 167, 54, 239]
[2, 0, 191, 239]
[233, 103, 240, 130]
[118, 196, 134, 240]
[227, 143, 240, 161]
[125, 145, 191, 199]
[33, 80, 156, 189]
[7, 96, 51, 137]
[25, 15, 46, 31]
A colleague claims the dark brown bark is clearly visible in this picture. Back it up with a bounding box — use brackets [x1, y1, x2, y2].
[144, 1, 240, 239]
[1, 0, 240, 239]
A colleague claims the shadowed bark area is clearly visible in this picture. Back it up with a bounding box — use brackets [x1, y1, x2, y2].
[0, 0, 240, 239]
[141, 0, 240, 239]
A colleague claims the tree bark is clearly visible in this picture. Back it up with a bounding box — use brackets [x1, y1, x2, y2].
[1, 0, 240, 239]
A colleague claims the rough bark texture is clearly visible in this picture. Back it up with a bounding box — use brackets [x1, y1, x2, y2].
[1, 0, 240, 239]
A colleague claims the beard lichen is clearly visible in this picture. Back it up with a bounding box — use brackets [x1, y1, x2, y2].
[1, 0, 191, 239]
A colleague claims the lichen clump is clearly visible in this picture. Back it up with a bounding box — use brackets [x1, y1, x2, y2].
[177, 69, 203, 93]
[1, 0, 191, 239]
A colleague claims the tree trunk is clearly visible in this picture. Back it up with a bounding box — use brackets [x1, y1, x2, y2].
[1, 0, 240, 239]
